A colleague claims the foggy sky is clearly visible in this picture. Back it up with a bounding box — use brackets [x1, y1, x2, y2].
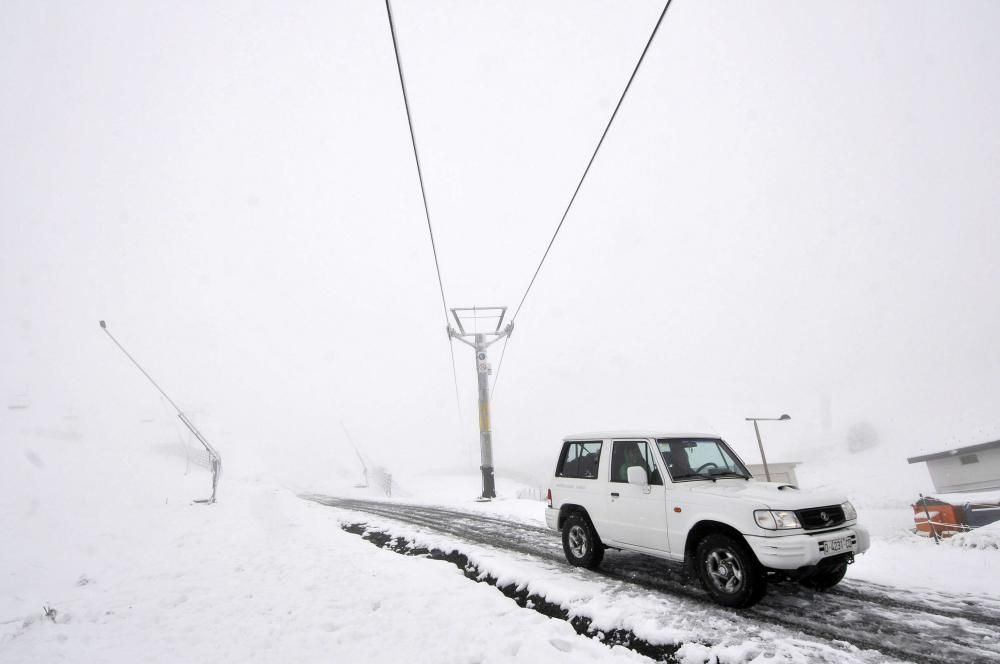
[2, 1, 999, 488]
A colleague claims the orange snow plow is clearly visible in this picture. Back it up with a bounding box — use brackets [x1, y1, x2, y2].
[913, 496, 966, 538]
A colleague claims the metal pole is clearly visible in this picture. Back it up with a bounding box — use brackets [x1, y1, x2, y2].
[475, 333, 496, 499]
[752, 419, 773, 482]
[919, 493, 940, 545]
[449, 307, 509, 500]
[100, 321, 183, 413]
[341, 420, 369, 488]
[99, 320, 222, 504]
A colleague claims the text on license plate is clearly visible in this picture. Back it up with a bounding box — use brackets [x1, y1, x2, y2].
[823, 536, 850, 554]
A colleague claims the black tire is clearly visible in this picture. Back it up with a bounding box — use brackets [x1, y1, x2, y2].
[694, 532, 767, 608]
[561, 513, 604, 569]
[801, 562, 848, 591]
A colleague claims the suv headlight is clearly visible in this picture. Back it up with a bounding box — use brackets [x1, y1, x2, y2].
[754, 509, 802, 530]
[842, 501, 857, 521]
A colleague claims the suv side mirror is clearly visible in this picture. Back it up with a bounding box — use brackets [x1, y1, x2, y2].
[626, 466, 648, 487]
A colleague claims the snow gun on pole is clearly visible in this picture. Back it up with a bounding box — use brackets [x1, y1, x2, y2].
[99, 320, 222, 504]
[340, 420, 368, 488]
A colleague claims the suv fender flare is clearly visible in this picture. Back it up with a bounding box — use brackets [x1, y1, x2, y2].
[684, 519, 760, 573]
[557, 504, 595, 532]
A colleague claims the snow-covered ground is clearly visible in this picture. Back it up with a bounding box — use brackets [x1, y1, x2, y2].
[0, 433, 646, 663]
[4, 425, 999, 664]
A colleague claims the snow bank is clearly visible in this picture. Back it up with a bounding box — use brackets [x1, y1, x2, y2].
[0, 432, 646, 663]
[949, 521, 1000, 551]
[848, 528, 1000, 595]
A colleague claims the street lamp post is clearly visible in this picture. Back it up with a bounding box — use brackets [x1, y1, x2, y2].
[745, 414, 790, 482]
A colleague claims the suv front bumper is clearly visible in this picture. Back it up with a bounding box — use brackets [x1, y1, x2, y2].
[745, 525, 870, 570]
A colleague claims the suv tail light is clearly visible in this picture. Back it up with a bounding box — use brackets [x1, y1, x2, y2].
[546, 488, 552, 508]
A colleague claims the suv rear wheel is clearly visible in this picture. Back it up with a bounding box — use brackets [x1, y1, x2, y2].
[562, 513, 604, 569]
[695, 532, 767, 608]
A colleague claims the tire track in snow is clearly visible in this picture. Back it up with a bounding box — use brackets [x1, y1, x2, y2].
[304, 495, 1000, 664]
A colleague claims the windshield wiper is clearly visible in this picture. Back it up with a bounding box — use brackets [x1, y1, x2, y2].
[712, 471, 750, 481]
[673, 473, 711, 482]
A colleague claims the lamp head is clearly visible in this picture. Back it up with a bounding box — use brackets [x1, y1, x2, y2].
[779, 414, 791, 421]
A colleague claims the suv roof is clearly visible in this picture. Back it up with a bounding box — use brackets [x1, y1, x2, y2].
[563, 431, 719, 441]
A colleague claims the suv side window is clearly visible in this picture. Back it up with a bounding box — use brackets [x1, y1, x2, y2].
[610, 440, 663, 485]
[556, 441, 603, 479]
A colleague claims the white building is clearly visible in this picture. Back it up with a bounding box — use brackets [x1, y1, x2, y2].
[907, 439, 1000, 493]
[746, 461, 801, 486]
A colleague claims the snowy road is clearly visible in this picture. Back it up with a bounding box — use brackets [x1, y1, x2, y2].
[304, 495, 1000, 664]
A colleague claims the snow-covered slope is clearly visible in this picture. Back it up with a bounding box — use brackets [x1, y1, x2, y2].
[0, 431, 645, 663]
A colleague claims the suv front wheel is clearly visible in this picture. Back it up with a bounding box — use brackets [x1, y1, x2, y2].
[562, 513, 604, 569]
[695, 532, 767, 608]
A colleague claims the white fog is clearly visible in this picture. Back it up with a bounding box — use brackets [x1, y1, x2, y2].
[3, 2, 999, 663]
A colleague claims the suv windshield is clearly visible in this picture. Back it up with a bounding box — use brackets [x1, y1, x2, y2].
[656, 438, 750, 481]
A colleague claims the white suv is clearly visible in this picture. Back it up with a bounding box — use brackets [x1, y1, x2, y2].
[545, 432, 870, 608]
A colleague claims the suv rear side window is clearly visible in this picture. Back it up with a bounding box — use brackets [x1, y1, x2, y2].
[556, 441, 603, 479]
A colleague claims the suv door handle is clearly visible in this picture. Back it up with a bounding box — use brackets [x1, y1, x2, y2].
[610, 492, 620, 497]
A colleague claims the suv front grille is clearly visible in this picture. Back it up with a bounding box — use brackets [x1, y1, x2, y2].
[796, 505, 846, 531]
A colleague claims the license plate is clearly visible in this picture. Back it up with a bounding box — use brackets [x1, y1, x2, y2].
[824, 536, 849, 555]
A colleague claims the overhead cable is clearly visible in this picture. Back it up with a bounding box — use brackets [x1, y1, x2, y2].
[384, 0, 463, 418]
[511, 0, 675, 322]
[489, 335, 509, 399]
